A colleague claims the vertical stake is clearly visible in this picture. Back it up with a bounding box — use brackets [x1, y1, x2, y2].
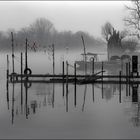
[126, 63, 128, 96]
[128, 62, 131, 96]
[11, 32, 15, 74]
[25, 38, 28, 70]
[66, 61, 68, 112]
[52, 44, 55, 76]
[119, 71, 122, 103]
[92, 58, 94, 75]
[62, 61, 65, 97]
[74, 62, 76, 107]
[21, 52, 23, 113]
[6, 55, 9, 110]
[102, 61, 103, 98]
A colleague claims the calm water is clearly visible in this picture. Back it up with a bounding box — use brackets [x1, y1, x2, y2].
[0, 52, 140, 138]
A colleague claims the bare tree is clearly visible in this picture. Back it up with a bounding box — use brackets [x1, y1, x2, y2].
[124, 0, 140, 38]
[101, 22, 114, 42]
[29, 18, 56, 45]
[30, 18, 55, 35]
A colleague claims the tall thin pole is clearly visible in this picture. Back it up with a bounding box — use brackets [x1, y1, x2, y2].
[52, 44, 55, 107]
[92, 58, 94, 75]
[11, 32, 15, 74]
[66, 61, 68, 112]
[7, 55, 9, 80]
[81, 35, 87, 76]
[74, 62, 77, 107]
[52, 44, 55, 75]
[101, 61, 104, 99]
[21, 52, 23, 114]
[62, 61, 65, 97]
[119, 71, 122, 103]
[25, 38, 28, 70]
[6, 55, 9, 110]
[12, 82, 15, 124]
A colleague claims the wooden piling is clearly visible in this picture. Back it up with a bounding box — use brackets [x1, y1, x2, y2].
[92, 58, 94, 75]
[52, 44, 55, 75]
[126, 63, 128, 96]
[74, 62, 76, 107]
[21, 52, 23, 113]
[6, 55, 9, 110]
[66, 61, 68, 112]
[25, 38, 28, 70]
[7, 55, 9, 79]
[102, 61, 103, 98]
[126, 63, 128, 82]
[11, 32, 15, 74]
[62, 61, 65, 97]
[119, 71, 122, 103]
[128, 62, 131, 96]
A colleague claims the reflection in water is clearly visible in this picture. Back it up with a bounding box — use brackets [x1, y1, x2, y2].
[82, 85, 87, 112]
[12, 82, 15, 125]
[30, 100, 37, 114]
[92, 84, 94, 102]
[6, 78, 9, 110]
[7, 75, 140, 131]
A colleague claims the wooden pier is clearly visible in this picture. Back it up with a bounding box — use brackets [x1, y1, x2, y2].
[6, 36, 140, 86]
[7, 73, 140, 84]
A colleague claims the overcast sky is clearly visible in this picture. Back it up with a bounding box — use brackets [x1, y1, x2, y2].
[0, 1, 132, 38]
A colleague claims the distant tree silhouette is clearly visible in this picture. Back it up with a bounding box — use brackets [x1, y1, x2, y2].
[124, 0, 140, 38]
[101, 22, 114, 42]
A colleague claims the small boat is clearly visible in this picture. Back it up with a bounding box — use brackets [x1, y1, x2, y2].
[75, 52, 121, 71]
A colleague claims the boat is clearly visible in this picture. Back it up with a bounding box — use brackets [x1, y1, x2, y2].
[75, 52, 122, 71]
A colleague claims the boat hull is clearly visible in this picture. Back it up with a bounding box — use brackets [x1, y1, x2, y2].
[75, 60, 121, 71]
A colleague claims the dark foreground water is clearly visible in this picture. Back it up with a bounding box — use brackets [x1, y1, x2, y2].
[0, 52, 140, 139]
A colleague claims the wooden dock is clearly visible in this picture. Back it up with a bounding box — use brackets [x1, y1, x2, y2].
[7, 73, 140, 85]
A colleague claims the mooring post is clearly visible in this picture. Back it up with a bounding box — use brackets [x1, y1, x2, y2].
[6, 55, 9, 110]
[7, 55, 9, 81]
[21, 52, 23, 81]
[62, 61, 65, 97]
[25, 38, 28, 70]
[126, 63, 128, 96]
[102, 61, 103, 99]
[74, 62, 77, 107]
[21, 52, 23, 113]
[126, 63, 128, 82]
[66, 61, 68, 112]
[11, 32, 15, 74]
[119, 71, 122, 103]
[128, 62, 131, 76]
[92, 58, 94, 75]
[128, 62, 131, 96]
[52, 44, 55, 76]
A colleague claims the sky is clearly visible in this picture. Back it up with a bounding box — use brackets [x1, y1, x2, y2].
[0, 1, 132, 38]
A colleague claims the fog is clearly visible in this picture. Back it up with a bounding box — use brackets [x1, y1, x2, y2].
[0, 1, 131, 37]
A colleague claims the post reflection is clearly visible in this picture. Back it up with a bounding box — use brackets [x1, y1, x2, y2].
[11, 82, 15, 125]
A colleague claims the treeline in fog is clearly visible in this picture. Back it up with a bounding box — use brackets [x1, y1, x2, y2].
[0, 18, 106, 52]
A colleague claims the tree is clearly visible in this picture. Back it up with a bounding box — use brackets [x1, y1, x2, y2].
[101, 22, 114, 42]
[29, 18, 56, 45]
[124, 0, 140, 38]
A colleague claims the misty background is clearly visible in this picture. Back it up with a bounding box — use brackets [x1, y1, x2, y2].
[0, 1, 135, 52]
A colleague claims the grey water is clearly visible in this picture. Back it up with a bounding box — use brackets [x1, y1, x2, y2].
[0, 51, 140, 139]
